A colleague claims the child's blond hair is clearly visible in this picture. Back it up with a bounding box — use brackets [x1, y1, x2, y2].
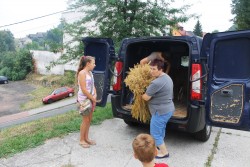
[132, 133, 156, 163]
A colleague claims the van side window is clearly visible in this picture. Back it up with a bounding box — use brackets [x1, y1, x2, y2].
[213, 38, 250, 80]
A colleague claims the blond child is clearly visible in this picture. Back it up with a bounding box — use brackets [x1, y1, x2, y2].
[132, 133, 169, 167]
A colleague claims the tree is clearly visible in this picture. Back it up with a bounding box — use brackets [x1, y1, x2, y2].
[62, 0, 195, 62]
[45, 26, 63, 53]
[193, 20, 203, 37]
[231, 0, 250, 30]
[228, 25, 238, 31]
[23, 25, 63, 52]
[0, 30, 15, 52]
[0, 49, 33, 80]
[24, 41, 41, 50]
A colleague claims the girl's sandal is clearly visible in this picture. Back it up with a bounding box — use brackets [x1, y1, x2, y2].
[79, 143, 90, 148]
[87, 140, 96, 145]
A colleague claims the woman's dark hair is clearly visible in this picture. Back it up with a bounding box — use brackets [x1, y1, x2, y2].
[149, 59, 164, 70]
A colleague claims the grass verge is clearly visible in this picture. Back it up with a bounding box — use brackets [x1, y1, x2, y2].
[20, 85, 55, 110]
[205, 128, 222, 167]
[0, 103, 113, 158]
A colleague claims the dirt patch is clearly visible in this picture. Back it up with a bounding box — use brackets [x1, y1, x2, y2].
[0, 81, 36, 117]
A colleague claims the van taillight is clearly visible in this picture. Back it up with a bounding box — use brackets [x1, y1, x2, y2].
[191, 63, 202, 100]
[113, 61, 123, 91]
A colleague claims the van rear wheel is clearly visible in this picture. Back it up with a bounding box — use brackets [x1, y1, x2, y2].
[193, 124, 212, 142]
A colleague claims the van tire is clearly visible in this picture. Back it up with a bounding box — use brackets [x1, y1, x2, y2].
[124, 120, 138, 126]
[193, 124, 212, 142]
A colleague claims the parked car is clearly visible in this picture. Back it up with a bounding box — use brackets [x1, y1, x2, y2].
[0, 76, 8, 84]
[42, 87, 74, 104]
[81, 30, 250, 142]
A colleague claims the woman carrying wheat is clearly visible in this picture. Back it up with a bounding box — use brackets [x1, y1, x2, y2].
[142, 59, 174, 159]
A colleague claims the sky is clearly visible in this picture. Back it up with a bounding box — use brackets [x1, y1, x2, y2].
[0, 0, 68, 38]
[0, 0, 234, 38]
[179, 0, 234, 33]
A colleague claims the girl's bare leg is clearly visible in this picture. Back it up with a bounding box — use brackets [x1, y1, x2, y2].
[85, 111, 96, 145]
[80, 115, 90, 147]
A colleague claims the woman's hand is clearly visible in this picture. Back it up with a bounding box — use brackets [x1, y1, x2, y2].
[142, 93, 151, 101]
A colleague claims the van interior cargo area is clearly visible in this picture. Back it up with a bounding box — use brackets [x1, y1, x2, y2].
[122, 40, 190, 119]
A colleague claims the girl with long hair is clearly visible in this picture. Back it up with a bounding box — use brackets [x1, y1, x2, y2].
[77, 55, 97, 148]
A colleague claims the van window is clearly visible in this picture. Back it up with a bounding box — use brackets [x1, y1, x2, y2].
[213, 38, 250, 80]
[181, 56, 189, 67]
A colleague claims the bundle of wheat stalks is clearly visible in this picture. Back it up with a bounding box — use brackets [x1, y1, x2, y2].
[124, 64, 155, 123]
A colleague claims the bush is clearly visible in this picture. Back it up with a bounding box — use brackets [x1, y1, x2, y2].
[60, 71, 76, 87]
[0, 49, 34, 80]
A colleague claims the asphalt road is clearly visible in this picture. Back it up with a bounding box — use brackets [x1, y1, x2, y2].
[0, 81, 35, 117]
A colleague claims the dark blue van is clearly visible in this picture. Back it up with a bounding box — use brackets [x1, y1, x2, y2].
[82, 30, 250, 141]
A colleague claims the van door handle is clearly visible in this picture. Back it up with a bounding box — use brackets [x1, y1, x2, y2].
[221, 89, 233, 96]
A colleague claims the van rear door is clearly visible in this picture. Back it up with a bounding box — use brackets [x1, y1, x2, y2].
[203, 30, 250, 131]
[82, 37, 115, 107]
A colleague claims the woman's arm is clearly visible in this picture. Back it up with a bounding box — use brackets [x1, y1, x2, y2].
[140, 57, 149, 65]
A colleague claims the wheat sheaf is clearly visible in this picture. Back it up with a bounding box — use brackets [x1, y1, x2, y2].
[124, 64, 155, 123]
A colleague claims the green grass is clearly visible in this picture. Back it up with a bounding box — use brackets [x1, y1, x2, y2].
[0, 103, 113, 158]
[20, 85, 54, 110]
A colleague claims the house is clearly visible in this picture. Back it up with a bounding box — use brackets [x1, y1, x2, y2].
[15, 37, 32, 48]
[172, 24, 206, 37]
[172, 25, 195, 36]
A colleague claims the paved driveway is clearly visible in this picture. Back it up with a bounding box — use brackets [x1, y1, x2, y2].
[1, 118, 250, 167]
[0, 81, 35, 117]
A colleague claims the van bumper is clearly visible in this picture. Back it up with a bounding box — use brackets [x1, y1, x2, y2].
[111, 95, 205, 133]
[169, 104, 206, 133]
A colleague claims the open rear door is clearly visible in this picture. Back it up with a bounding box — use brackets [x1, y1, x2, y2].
[203, 30, 250, 131]
[82, 37, 115, 107]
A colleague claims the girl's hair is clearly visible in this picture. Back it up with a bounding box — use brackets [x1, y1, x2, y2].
[76, 55, 95, 77]
[132, 133, 156, 163]
[150, 58, 164, 70]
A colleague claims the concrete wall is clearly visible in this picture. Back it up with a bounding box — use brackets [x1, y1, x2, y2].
[31, 50, 79, 75]
[31, 50, 65, 75]
[64, 59, 79, 72]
